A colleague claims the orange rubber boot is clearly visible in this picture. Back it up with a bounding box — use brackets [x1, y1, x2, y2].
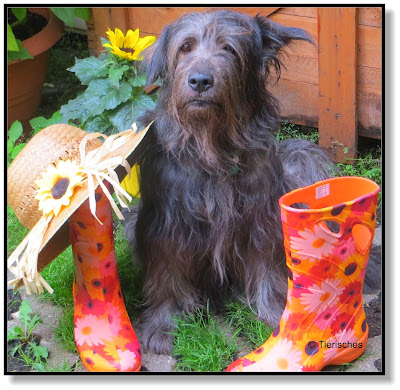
[226, 177, 380, 372]
[70, 186, 141, 372]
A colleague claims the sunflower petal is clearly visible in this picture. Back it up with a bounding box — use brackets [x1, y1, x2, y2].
[114, 28, 125, 47]
[133, 35, 156, 59]
[125, 29, 140, 48]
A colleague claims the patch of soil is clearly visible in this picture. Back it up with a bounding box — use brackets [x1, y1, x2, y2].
[8, 9, 48, 41]
[7, 289, 22, 320]
[7, 335, 42, 373]
[364, 295, 381, 337]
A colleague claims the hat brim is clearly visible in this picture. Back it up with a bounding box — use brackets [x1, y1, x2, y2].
[35, 123, 152, 274]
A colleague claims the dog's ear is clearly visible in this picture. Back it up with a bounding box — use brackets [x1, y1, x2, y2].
[254, 15, 313, 78]
[142, 24, 173, 87]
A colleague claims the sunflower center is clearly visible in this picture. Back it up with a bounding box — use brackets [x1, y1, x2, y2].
[120, 47, 135, 54]
[51, 177, 70, 199]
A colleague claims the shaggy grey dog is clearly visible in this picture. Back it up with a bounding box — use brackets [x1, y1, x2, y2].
[124, 10, 339, 354]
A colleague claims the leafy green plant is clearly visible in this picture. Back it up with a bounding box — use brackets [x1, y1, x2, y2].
[7, 121, 26, 167]
[8, 7, 89, 62]
[171, 304, 238, 372]
[8, 300, 49, 371]
[7, 111, 63, 167]
[337, 150, 381, 188]
[8, 300, 42, 344]
[276, 122, 320, 143]
[12, 342, 49, 372]
[60, 28, 157, 135]
[337, 149, 382, 208]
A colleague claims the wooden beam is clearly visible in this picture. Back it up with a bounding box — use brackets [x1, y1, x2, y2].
[318, 7, 358, 163]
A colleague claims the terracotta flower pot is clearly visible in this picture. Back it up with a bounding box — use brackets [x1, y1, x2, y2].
[7, 8, 64, 130]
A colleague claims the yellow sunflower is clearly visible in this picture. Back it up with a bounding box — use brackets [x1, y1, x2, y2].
[103, 28, 156, 61]
[35, 160, 85, 217]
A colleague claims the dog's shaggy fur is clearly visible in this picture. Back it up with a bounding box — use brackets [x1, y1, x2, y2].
[125, 10, 340, 354]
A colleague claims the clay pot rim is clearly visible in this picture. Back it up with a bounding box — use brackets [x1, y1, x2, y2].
[9, 7, 64, 65]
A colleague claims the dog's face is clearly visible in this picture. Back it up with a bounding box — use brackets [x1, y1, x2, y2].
[144, 10, 311, 125]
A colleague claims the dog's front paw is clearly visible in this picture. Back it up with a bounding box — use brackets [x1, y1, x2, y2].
[139, 326, 175, 355]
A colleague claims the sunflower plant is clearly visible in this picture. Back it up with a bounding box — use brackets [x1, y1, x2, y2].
[60, 28, 157, 135]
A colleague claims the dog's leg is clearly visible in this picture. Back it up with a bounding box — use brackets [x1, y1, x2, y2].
[233, 244, 288, 327]
[136, 241, 200, 354]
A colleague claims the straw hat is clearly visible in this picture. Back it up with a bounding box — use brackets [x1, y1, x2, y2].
[7, 122, 151, 294]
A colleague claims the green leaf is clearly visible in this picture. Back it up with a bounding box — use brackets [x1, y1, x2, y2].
[33, 362, 47, 372]
[8, 120, 23, 143]
[18, 300, 32, 328]
[74, 8, 90, 21]
[129, 73, 147, 87]
[88, 79, 132, 113]
[60, 93, 93, 124]
[11, 143, 26, 159]
[12, 8, 27, 22]
[7, 24, 19, 52]
[109, 64, 129, 88]
[8, 39, 33, 62]
[7, 139, 14, 155]
[30, 343, 48, 362]
[7, 326, 23, 341]
[108, 94, 156, 133]
[51, 8, 76, 27]
[83, 115, 115, 135]
[61, 79, 132, 124]
[68, 56, 110, 85]
[29, 314, 42, 331]
[30, 111, 63, 134]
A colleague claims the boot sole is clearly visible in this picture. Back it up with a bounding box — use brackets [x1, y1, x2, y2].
[322, 325, 368, 368]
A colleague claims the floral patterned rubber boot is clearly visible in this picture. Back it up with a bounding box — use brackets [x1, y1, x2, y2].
[226, 176, 380, 372]
[70, 186, 141, 372]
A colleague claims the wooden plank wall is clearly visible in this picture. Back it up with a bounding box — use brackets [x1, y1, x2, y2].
[318, 8, 358, 161]
[267, 7, 382, 140]
[87, 7, 382, 162]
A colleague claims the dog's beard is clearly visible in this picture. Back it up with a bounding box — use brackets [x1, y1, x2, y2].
[166, 94, 229, 169]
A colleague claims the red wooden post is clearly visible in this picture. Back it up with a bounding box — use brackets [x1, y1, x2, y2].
[318, 8, 358, 163]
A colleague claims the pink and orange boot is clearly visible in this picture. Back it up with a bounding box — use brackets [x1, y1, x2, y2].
[226, 176, 380, 372]
[70, 187, 141, 372]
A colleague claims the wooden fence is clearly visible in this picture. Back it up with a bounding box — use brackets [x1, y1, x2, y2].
[87, 7, 382, 162]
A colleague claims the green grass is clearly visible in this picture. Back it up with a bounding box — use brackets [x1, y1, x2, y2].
[225, 302, 274, 349]
[7, 204, 29, 257]
[53, 307, 77, 353]
[171, 304, 239, 372]
[112, 219, 144, 318]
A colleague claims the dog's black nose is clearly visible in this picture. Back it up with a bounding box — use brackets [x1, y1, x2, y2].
[188, 73, 214, 93]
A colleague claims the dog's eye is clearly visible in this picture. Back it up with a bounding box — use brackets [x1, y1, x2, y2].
[223, 45, 235, 55]
[180, 42, 192, 53]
